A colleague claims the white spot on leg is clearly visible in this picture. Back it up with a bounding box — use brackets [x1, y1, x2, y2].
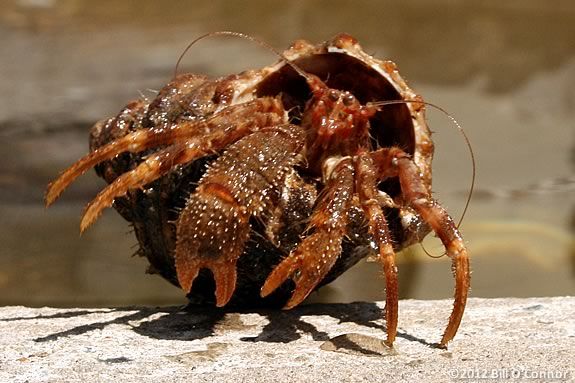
[128, 131, 146, 151]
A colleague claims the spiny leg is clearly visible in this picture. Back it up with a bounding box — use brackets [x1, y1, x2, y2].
[77, 110, 285, 231]
[354, 152, 399, 346]
[176, 125, 305, 306]
[372, 147, 470, 346]
[80, 142, 191, 231]
[45, 97, 285, 206]
[261, 159, 355, 309]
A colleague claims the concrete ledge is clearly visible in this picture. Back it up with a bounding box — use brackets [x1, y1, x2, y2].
[1, 297, 573, 382]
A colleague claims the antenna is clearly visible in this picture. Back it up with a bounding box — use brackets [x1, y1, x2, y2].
[173, 31, 314, 84]
[368, 99, 475, 230]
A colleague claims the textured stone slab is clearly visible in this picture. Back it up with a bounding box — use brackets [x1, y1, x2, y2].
[1, 297, 573, 382]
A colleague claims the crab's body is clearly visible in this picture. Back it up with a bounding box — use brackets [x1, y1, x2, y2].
[46, 34, 470, 347]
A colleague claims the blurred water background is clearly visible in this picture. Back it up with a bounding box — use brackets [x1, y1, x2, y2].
[0, 0, 573, 307]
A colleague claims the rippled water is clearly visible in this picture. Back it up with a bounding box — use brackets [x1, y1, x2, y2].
[0, 0, 573, 307]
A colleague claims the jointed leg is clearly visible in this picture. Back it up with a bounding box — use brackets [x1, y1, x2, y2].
[370, 147, 470, 346]
[261, 159, 355, 308]
[45, 97, 285, 207]
[74, 108, 285, 231]
[354, 152, 399, 346]
[394, 152, 470, 346]
[80, 142, 196, 231]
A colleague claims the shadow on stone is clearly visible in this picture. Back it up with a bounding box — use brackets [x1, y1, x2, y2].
[31, 307, 168, 342]
[132, 306, 227, 341]
[0, 309, 113, 322]
[19, 302, 433, 347]
[239, 302, 384, 343]
[320, 333, 397, 357]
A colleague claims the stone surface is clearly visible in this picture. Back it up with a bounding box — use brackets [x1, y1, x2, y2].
[1, 297, 574, 382]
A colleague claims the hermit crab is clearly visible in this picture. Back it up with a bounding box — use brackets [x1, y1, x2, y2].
[46, 32, 470, 347]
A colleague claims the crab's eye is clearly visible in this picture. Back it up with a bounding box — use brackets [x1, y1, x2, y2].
[327, 89, 339, 102]
[342, 93, 355, 106]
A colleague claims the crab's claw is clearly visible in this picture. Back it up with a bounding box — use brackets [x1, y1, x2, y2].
[175, 192, 249, 307]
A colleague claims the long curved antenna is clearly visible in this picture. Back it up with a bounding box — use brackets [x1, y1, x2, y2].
[368, 99, 475, 230]
[173, 31, 313, 83]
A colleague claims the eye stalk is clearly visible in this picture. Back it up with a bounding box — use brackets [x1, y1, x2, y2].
[342, 93, 355, 107]
[322, 89, 357, 107]
[327, 89, 339, 102]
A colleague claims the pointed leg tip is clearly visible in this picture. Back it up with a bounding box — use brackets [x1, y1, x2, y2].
[287, 291, 307, 309]
[440, 332, 454, 348]
[260, 267, 290, 299]
[283, 298, 304, 310]
[215, 284, 234, 307]
[437, 341, 449, 350]
[282, 281, 316, 310]
[282, 300, 298, 310]
[45, 177, 68, 207]
[261, 273, 296, 304]
[259, 288, 270, 299]
[175, 265, 199, 296]
[178, 277, 194, 295]
[44, 189, 57, 207]
[212, 264, 237, 308]
[80, 201, 108, 232]
[260, 280, 278, 298]
[79, 216, 93, 233]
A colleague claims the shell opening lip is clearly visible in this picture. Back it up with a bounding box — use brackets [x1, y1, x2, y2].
[255, 52, 416, 159]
